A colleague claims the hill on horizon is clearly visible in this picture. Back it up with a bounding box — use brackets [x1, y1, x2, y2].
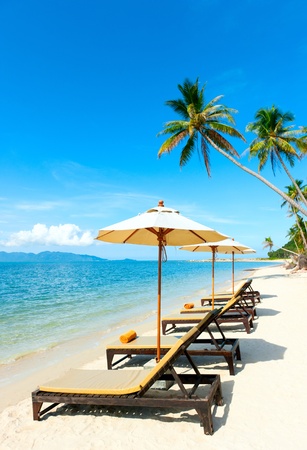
[0, 251, 107, 263]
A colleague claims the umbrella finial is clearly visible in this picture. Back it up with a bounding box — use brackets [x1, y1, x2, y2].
[158, 200, 164, 207]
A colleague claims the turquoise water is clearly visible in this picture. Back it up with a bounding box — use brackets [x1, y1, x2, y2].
[0, 260, 273, 364]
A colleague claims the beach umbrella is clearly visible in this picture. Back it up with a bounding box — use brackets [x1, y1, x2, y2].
[95, 200, 228, 361]
[179, 238, 256, 308]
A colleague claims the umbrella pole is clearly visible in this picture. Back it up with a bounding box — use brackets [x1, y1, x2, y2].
[232, 251, 235, 294]
[156, 239, 162, 362]
[211, 248, 216, 310]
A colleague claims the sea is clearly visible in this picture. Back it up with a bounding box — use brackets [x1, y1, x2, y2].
[0, 259, 275, 365]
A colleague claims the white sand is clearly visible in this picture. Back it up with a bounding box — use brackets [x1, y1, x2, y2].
[1, 264, 307, 450]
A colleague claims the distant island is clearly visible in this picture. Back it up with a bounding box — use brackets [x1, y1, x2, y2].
[0, 251, 107, 263]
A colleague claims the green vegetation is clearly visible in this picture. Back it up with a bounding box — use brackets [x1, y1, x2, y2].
[267, 242, 298, 259]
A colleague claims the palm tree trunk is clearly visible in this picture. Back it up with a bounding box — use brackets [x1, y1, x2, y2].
[273, 244, 299, 256]
[277, 154, 307, 208]
[204, 134, 307, 217]
[293, 239, 300, 253]
[295, 212, 307, 251]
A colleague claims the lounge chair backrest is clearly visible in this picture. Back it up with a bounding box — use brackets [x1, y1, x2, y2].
[233, 279, 251, 297]
[196, 307, 223, 333]
[138, 309, 220, 394]
[219, 295, 243, 315]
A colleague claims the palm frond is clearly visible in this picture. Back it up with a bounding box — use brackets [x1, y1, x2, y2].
[157, 120, 189, 137]
[178, 78, 205, 112]
[204, 129, 240, 157]
[205, 121, 246, 141]
[275, 138, 299, 167]
[202, 95, 224, 110]
[158, 130, 189, 157]
[165, 99, 190, 119]
[270, 151, 279, 175]
[200, 137, 211, 176]
[179, 133, 197, 166]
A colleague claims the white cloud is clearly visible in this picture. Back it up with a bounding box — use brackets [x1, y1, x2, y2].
[2, 223, 95, 247]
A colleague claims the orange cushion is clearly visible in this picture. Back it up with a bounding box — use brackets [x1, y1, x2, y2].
[119, 330, 137, 343]
[184, 303, 194, 309]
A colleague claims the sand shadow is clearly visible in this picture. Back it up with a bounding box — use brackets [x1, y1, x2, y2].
[211, 379, 234, 430]
[257, 307, 280, 317]
[248, 272, 289, 282]
[239, 338, 286, 364]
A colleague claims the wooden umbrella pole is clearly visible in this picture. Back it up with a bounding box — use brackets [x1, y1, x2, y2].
[211, 247, 216, 310]
[156, 237, 162, 362]
[232, 251, 235, 294]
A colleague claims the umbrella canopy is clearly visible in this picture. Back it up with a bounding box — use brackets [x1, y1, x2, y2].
[179, 238, 256, 308]
[95, 200, 229, 361]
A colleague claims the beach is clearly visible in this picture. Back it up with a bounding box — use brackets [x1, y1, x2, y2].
[1, 263, 307, 449]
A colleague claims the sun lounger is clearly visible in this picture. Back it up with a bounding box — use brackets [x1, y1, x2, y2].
[162, 295, 253, 335]
[32, 310, 223, 435]
[106, 309, 241, 375]
[201, 278, 260, 306]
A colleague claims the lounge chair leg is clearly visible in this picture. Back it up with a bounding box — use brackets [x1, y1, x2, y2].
[162, 322, 175, 335]
[196, 375, 223, 434]
[214, 381, 223, 407]
[244, 319, 251, 334]
[224, 356, 235, 376]
[32, 401, 43, 421]
[195, 405, 213, 435]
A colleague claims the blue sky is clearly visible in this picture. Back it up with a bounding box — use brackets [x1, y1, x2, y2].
[0, 0, 306, 260]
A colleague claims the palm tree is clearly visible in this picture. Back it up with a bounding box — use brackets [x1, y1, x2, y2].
[246, 106, 307, 208]
[281, 181, 307, 251]
[157, 78, 307, 217]
[262, 237, 274, 252]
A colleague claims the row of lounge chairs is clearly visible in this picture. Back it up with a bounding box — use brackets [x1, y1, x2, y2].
[31, 278, 261, 435]
[200, 278, 260, 305]
[161, 279, 259, 335]
[162, 294, 255, 334]
[106, 281, 258, 374]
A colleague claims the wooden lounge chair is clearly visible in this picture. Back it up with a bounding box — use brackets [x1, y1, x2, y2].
[201, 278, 260, 306]
[106, 309, 241, 375]
[162, 295, 253, 335]
[32, 310, 223, 435]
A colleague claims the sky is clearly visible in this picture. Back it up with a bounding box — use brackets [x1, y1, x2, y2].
[0, 0, 307, 260]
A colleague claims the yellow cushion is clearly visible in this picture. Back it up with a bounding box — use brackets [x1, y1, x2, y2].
[39, 368, 153, 395]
